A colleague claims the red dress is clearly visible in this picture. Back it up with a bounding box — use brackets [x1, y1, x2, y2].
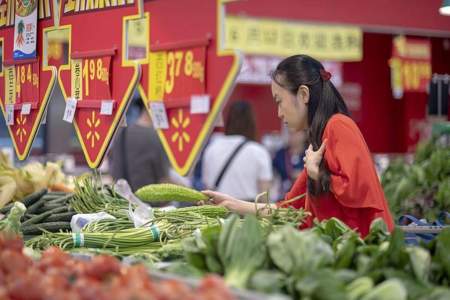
[277, 114, 394, 237]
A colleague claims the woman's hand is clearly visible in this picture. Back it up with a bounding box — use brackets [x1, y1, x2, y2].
[304, 140, 327, 181]
[202, 190, 241, 211]
[202, 190, 277, 215]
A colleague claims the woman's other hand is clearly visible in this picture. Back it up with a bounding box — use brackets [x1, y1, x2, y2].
[304, 139, 327, 181]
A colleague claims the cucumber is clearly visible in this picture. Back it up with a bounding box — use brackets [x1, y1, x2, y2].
[25, 196, 48, 214]
[45, 212, 75, 222]
[22, 206, 68, 226]
[45, 194, 73, 205]
[24, 213, 38, 219]
[41, 195, 64, 201]
[22, 222, 71, 235]
[0, 202, 14, 214]
[21, 189, 48, 208]
[37, 205, 69, 214]
[47, 191, 68, 196]
[43, 203, 65, 210]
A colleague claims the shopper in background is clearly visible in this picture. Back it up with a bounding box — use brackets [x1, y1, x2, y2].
[202, 101, 273, 202]
[109, 96, 170, 192]
[204, 55, 394, 237]
[272, 130, 306, 197]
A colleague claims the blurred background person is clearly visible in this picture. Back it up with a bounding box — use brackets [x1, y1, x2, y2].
[109, 95, 170, 192]
[202, 100, 273, 201]
[272, 129, 306, 197]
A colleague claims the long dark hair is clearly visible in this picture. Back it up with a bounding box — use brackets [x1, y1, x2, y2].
[225, 100, 257, 141]
[271, 55, 349, 196]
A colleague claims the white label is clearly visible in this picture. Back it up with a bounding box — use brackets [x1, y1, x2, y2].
[6, 104, 14, 125]
[149, 102, 169, 129]
[100, 100, 114, 115]
[190, 95, 210, 114]
[63, 98, 77, 123]
[21, 103, 32, 115]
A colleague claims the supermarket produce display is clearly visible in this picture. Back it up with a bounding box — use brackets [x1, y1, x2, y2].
[0, 173, 449, 299]
[382, 138, 450, 222]
[0, 0, 448, 299]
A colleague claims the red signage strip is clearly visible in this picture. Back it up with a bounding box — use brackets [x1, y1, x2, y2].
[56, 0, 141, 168]
[0, 0, 57, 160]
[138, 0, 242, 176]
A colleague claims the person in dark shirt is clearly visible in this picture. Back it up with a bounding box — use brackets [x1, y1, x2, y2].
[109, 96, 170, 192]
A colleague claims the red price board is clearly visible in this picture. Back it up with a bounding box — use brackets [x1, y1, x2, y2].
[138, 0, 242, 175]
[0, 0, 57, 160]
[56, 0, 141, 168]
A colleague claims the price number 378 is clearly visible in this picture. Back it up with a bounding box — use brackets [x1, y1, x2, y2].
[164, 50, 194, 95]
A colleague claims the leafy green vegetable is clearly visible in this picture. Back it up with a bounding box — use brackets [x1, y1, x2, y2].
[406, 246, 431, 283]
[267, 226, 334, 277]
[360, 278, 407, 300]
[295, 269, 348, 300]
[381, 138, 450, 220]
[346, 276, 374, 300]
[435, 227, 450, 281]
[364, 218, 390, 245]
[219, 214, 268, 289]
[248, 270, 286, 294]
[0, 201, 26, 237]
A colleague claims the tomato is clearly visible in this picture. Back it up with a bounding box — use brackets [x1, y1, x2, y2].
[73, 277, 107, 300]
[0, 233, 23, 253]
[197, 275, 235, 300]
[0, 250, 32, 275]
[84, 255, 121, 281]
[38, 247, 71, 271]
[7, 269, 43, 300]
[0, 286, 10, 300]
[157, 280, 193, 300]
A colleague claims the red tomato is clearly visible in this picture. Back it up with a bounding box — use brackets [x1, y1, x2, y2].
[38, 247, 71, 271]
[84, 255, 121, 281]
[7, 270, 43, 300]
[0, 250, 32, 275]
[197, 275, 235, 300]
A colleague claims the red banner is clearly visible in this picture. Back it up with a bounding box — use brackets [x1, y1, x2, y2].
[138, 0, 241, 175]
[390, 36, 432, 96]
[0, 0, 57, 160]
[57, 1, 140, 168]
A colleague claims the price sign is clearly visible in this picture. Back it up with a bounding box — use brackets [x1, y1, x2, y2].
[21, 103, 32, 115]
[149, 102, 169, 129]
[15, 63, 39, 103]
[190, 94, 210, 114]
[149, 46, 206, 101]
[100, 100, 114, 115]
[6, 104, 14, 125]
[63, 98, 77, 123]
[138, 0, 242, 175]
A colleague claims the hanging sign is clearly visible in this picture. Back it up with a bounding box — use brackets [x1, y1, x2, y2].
[13, 0, 38, 59]
[0, 0, 57, 160]
[225, 16, 362, 62]
[56, 0, 141, 168]
[136, 0, 242, 175]
[389, 36, 432, 98]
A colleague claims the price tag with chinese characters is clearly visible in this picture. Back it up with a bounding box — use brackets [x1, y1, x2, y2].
[149, 102, 169, 129]
[63, 98, 78, 123]
[100, 100, 114, 115]
[190, 94, 210, 114]
[21, 103, 32, 115]
[6, 104, 14, 125]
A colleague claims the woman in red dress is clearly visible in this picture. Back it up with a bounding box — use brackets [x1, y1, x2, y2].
[203, 54, 394, 237]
